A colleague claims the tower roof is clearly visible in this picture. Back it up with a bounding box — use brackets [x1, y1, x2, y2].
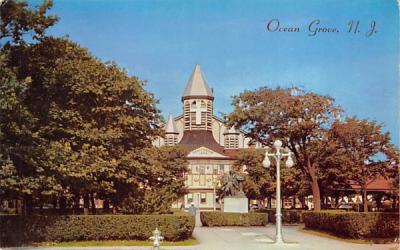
[165, 113, 179, 134]
[182, 64, 213, 99]
[179, 130, 224, 155]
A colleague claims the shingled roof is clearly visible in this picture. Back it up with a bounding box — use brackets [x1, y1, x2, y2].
[179, 130, 224, 155]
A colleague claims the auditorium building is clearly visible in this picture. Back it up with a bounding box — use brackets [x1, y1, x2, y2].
[153, 64, 262, 210]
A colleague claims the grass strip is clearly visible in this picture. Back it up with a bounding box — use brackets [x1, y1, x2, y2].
[33, 238, 198, 247]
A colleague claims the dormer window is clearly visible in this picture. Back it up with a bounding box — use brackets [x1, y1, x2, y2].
[224, 134, 239, 149]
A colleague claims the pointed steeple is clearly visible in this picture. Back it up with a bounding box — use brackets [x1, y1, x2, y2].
[165, 113, 179, 134]
[182, 64, 213, 100]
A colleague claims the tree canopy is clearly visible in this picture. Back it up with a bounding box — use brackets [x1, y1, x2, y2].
[227, 87, 342, 211]
[0, 0, 187, 214]
[331, 117, 393, 211]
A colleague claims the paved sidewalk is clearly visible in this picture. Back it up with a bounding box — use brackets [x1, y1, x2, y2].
[3, 225, 398, 250]
[192, 225, 398, 250]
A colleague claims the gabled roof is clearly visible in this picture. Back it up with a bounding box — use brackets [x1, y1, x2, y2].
[165, 113, 179, 134]
[179, 130, 224, 155]
[182, 64, 213, 99]
[187, 146, 228, 158]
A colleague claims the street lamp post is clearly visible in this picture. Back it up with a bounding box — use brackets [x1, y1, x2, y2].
[262, 140, 294, 245]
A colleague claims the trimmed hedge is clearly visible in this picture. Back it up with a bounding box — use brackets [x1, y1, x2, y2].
[260, 209, 304, 224]
[303, 211, 399, 239]
[0, 214, 195, 246]
[200, 212, 267, 227]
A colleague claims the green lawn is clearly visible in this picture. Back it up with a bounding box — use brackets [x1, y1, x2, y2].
[299, 227, 397, 244]
[33, 238, 198, 247]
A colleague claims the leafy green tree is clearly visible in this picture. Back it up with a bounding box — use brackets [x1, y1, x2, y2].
[1, 0, 187, 215]
[232, 148, 273, 206]
[385, 145, 399, 209]
[387, 146, 399, 186]
[18, 37, 163, 212]
[0, 52, 59, 213]
[121, 145, 188, 214]
[226, 87, 341, 211]
[0, 0, 58, 45]
[331, 117, 393, 212]
[232, 148, 311, 209]
[1, 0, 60, 211]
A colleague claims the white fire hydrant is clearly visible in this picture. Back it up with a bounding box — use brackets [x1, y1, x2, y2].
[149, 227, 164, 250]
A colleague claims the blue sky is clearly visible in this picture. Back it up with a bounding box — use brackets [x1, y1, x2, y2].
[41, 0, 398, 145]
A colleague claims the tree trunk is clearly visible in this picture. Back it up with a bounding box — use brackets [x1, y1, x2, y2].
[52, 196, 58, 213]
[59, 196, 67, 214]
[103, 198, 110, 210]
[300, 197, 306, 209]
[309, 169, 321, 211]
[16, 199, 21, 214]
[90, 193, 96, 214]
[392, 196, 398, 209]
[73, 194, 80, 214]
[39, 199, 44, 215]
[112, 197, 117, 214]
[18, 199, 24, 214]
[362, 187, 368, 212]
[267, 196, 272, 209]
[24, 196, 33, 215]
[83, 194, 90, 215]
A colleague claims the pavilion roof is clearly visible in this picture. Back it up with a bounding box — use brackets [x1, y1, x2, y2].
[349, 177, 396, 191]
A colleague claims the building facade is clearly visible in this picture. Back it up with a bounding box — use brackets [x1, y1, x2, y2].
[153, 64, 262, 210]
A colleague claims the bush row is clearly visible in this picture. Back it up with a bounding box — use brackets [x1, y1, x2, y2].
[260, 209, 304, 224]
[0, 214, 195, 246]
[200, 212, 267, 227]
[303, 211, 399, 239]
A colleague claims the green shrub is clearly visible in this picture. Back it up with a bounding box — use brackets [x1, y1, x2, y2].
[259, 209, 304, 224]
[303, 211, 399, 239]
[200, 212, 267, 227]
[0, 214, 195, 247]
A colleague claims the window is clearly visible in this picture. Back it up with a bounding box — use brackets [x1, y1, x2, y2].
[199, 166, 205, 174]
[200, 100, 206, 108]
[191, 101, 197, 108]
[229, 135, 238, 148]
[219, 165, 225, 174]
[187, 193, 193, 203]
[166, 135, 176, 146]
[200, 193, 207, 203]
[192, 165, 199, 174]
[213, 166, 218, 175]
[225, 135, 238, 149]
[284, 199, 293, 208]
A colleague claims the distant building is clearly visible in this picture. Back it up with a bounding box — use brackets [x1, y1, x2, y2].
[153, 64, 262, 210]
